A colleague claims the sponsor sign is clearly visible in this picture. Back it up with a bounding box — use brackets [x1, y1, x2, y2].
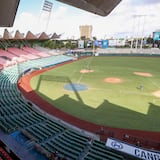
[78, 40, 84, 49]
[153, 32, 160, 41]
[108, 39, 125, 47]
[106, 138, 160, 160]
[94, 40, 102, 47]
[108, 39, 117, 46]
[102, 40, 109, 48]
[116, 39, 125, 46]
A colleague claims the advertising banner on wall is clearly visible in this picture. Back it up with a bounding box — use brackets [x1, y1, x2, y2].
[95, 39, 124, 48]
[153, 32, 160, 41]
[116, 39, 125, 46]
[108, 39, 125, 47]
[98, 40, 103, 47]
[94, 40, 99, 47]
[108, 39, 117, 46]
[78, 40, 84, 49]
[106, 138, 160, 160]
[94, 40, 108, 48]
[102, 40, 109, 48]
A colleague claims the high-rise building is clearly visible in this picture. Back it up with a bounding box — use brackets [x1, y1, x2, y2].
[79, 25, 92, 39]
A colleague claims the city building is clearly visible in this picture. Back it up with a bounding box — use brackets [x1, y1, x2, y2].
[79, 25, 93, 39]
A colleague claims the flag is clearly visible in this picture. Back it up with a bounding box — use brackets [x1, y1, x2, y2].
[42, 0, 53, 12]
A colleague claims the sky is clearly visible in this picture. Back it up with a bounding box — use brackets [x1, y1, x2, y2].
[0, 0, 160, 39]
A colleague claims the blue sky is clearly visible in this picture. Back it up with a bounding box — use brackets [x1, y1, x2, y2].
[1, 0, 160, 39]
[16, 0, 41, 15]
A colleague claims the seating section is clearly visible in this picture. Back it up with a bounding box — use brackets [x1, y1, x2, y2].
[0, 57, 13, 67]
[23, 46, 50, 57]
[0, 147, 13, 160]
[40, 129, 89, 159]
[23, 119, 66, 143]
[0, 64, 3, 70]
[0, 55, 73, 133]
[0, 53, 129, 160]
[0, 49, 26, 63]
[84, 140, 124, 160]
[7, 47, 39, 60]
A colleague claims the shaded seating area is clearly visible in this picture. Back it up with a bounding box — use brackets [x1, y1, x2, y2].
[0, 140, 20, 160]
[0, 147, 13, 160]
[23, 119, 66, 143]
[84, 140, 125, 160]
[0, 55, 73, 133]
[40, 129, 89, 159]
[0, 54, 137, 160]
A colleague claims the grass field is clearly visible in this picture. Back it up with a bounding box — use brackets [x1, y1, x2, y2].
[30, 56, 160, 131]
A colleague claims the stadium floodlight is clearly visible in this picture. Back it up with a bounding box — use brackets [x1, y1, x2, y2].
[56, 0, 121, 16]
[0, 0, 20, 27]
[38, 0, 53, 32]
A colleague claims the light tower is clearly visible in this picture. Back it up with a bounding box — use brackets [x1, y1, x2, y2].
[131, 14, 149, 50]
[38, 0, 53, 32]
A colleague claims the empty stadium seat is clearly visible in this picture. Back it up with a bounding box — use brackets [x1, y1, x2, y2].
[0, 53, 131, 160]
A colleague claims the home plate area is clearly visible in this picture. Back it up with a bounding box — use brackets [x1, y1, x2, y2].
[64, 83, 88, 91]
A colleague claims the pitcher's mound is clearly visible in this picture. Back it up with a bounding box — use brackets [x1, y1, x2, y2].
[80, 69, 94, 73]
[104, 77, 123, 84]
[134, 72, 152, 77]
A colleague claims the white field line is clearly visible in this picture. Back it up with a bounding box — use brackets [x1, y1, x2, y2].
[147, 78, 160, 89]
[86, 56, 94, 69]
[90, 87, 152, 96]
[119, 90, 152, 96]
[77, 73, 85, 84]
[77, 57, 94, 84]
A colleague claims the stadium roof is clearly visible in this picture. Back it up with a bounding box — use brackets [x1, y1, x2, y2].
[0, 0, 20, 27]
[51, 33, 61, 39]
[39, 32, 50, 40]
[3, 29, 13, 39]
[14, 30, 24, 39]
[0, 0, 121, 27]
[56, 0, 121, 16]
[25, 31, 37, 40]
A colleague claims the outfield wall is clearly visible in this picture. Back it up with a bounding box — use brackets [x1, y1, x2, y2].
[96, 48, 160, 54]
[97, 53, 160, 57]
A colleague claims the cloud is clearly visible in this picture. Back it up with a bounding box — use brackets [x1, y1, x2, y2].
[53, 6, 68, 19]
[128, 0, 160, 6]
[14, 12, 36, 32]
[1, 1, 160, 39]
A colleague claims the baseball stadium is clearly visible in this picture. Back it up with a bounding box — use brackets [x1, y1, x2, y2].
[0, 0, 160, 160]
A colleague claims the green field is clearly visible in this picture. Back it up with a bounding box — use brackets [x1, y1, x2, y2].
[30, 56, 160, 131]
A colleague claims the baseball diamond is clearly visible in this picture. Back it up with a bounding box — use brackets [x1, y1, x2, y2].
[29, 56, 160, 132]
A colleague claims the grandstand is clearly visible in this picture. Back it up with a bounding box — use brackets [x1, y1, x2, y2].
[0, 0, 160, 160]
[0, 47, 139, 159]
[0, 49, 26, 63]
[0, 41, 160, 159]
